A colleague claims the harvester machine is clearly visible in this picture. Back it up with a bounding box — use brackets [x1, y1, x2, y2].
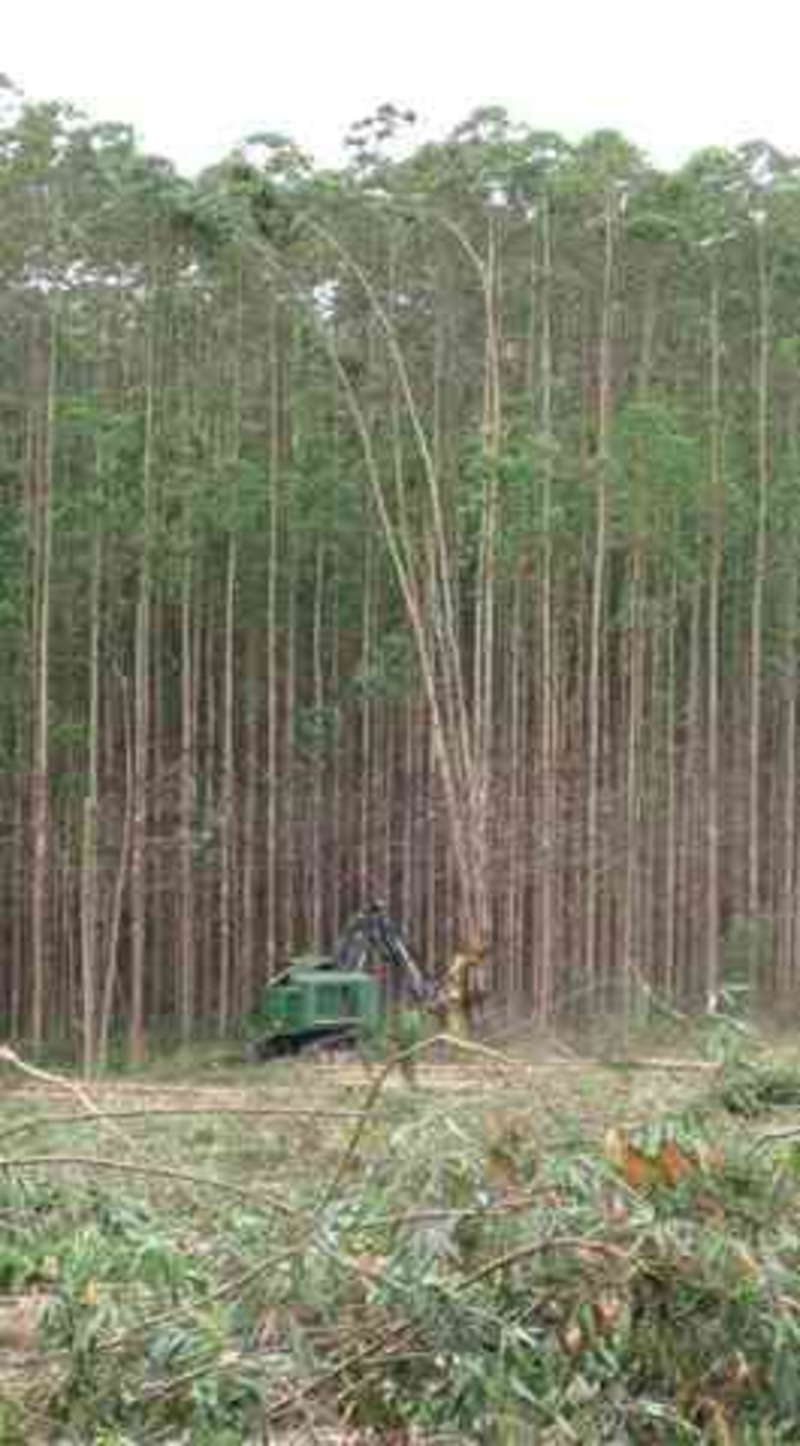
[247, 901, 434, 1061]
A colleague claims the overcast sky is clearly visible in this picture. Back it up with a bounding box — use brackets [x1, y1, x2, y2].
[6, 1, 800, 175]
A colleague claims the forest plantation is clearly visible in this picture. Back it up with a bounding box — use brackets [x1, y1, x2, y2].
[2, 85, 799, 1066]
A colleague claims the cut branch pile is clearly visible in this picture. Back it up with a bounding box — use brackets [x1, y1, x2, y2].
[2, 1043, 800, 1442]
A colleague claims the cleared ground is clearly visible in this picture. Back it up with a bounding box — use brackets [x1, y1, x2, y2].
[1, 1030, 799, 1443]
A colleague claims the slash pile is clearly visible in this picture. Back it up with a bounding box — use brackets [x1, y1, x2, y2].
[2, 1044, 800, 1443]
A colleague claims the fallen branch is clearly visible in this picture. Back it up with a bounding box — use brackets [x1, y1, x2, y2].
[0, 1153, 297, 1214]
[264, 1315, 419, 1423]
[594, 1057, 719, 1074]
[359, 1189, 547, 1231]
[3, 1103, 366, 1146]
[752, 1125, 800, 1152]
[262, 1229, 631, 1425]
[319, 1032, 538, 1207]
[456, 1233, 631, 1290]
[0, 1044, 132, 1144]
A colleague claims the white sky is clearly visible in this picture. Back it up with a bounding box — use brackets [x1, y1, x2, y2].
[6, 0, 800, 175]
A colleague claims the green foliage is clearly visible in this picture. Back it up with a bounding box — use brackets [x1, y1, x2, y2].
[723, 915, 775, 997]
[610, 400, 702, 552]
[5, 1047, 800, 1439]
[716, 1057, 800, 1116]
[293, 699, 340, 759]
[7, 81, 800, 1064]
[351, 627, 419, 703]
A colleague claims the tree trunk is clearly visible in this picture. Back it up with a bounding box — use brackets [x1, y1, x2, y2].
[79, 525, 102, 1075]
[706, 268, 723, 1008]
[128, 300, 157, 1065]
[178, 549, 196, 1040]
[218, 535, 237, 1035]
[748, 219, 770, 920]
[30, 308, 58, 1050]
[240, 627, 259, 1015]
[538, 196, 556, 1022]
[585, 198, 615, 995]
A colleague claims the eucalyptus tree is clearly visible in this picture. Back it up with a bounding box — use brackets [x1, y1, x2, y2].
[8, 79, 800, 1056]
